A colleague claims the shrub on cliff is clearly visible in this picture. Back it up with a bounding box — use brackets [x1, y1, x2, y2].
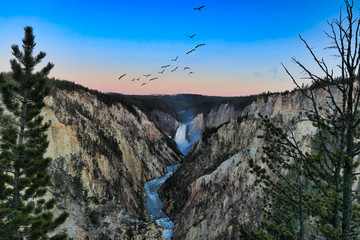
[0, 26, 68, 239]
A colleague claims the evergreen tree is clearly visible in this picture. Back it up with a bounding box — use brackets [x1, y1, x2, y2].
[241, 1, 360, 239]
[0, 26, 68, 239]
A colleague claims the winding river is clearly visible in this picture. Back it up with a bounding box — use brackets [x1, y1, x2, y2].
[145, 123, 196, 240]
[145, 164, 179, 240]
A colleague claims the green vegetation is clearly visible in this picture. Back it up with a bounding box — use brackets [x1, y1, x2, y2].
[201, 120, 230, 144]
[241, 1, 360, 239]
[0, 27, 68, 239]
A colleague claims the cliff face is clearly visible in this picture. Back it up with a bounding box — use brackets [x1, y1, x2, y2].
[42, 88, 181, 239]
[149, 109, 180, 138]
[160, 91, 320, 240]
[186, 103, 244, 143]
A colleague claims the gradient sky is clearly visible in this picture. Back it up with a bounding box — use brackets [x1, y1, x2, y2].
[0, 0, 351, 96]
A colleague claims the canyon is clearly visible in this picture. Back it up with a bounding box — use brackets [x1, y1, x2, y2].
[159, 90, 320, 239]
[42, 86, 181, 239]
[36, 81, 342, 239]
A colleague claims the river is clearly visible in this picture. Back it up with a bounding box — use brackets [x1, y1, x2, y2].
[144, 123, 197, 239]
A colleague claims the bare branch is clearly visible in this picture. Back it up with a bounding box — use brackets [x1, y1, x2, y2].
[281, 63, 312, 99]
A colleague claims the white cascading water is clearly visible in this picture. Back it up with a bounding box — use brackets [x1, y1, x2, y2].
[174, 123, 192, 155]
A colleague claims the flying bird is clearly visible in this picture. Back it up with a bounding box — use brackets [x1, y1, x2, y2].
[136, 77, 140, 81]
[159, 69, 165, 74]
[194, 5, 205, 11]
[131, 78, 136, 81]
[186, 49, 196, 54]
[171, 56, 178, 61]
[195, 43, 205, 48]
[143, 74, 151, 77]
[189, 71, 194, 75]
[118, 74, 126, 80]
[171, 67, 178, 72]
[183, 67, 191, 70]
[141, 83, 147, 86]
[149, 77, 158, 81]
[187, 34, 196, 38]
[161, 65, 170, 68]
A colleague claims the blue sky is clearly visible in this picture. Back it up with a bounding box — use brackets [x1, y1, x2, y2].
[0, 0, 350, 96]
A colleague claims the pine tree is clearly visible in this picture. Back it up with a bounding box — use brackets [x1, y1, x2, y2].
[0, 26, 68, 239]
[241, 1, 360, 239]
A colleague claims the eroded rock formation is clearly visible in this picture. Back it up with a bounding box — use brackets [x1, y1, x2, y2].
[42, 88, 181, 239]
[160, 90, 319, 240]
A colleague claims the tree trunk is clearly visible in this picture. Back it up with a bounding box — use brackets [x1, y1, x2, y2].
[342, 78, 354, 239]
[13, 88, 28, 210]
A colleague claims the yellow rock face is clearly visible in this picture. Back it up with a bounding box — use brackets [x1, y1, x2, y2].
[42, 89, 179, 239]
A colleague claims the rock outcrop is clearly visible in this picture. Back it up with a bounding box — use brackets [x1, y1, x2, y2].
[42, 88, 181, 239]
[186, 103, 244, 143]
[149, 109, 180, 138]
[160, 90, 320, 240]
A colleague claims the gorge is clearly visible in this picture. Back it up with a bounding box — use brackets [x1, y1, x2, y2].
[7, 77, 345, 239]
[145, 121, 201, 240]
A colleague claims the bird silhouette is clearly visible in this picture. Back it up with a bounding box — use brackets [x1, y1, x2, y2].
[194, 5, 205, 11]
[186, 49, 196, 54]
[171, 67, 178, 72]
[171, 56, 178, 61]
[159, 69, 165, 74]
[195, 43, 205, 48]
[189, 71, 194, 75]
[143, 74, 151, 77]
[118, 74, 126, 80]
[149, 77, 158, 81]
[183, 67, 191, 70]
[141, 83, 147, 86]
[161, 65, 170, 68]
[136, 77, 140, 81]
[187, 34, 196, 38]
[131, 78, 136, 81]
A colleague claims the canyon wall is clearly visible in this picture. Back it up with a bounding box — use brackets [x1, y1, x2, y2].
[42, 88, 181, 239]
[160, 90, 326, 240]
[186, 103, 244, 143]
[149, 109, 180, 138]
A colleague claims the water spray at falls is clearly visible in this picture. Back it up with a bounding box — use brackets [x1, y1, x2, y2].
[174, 123, 192, 155]
[174, 123, 201, 155]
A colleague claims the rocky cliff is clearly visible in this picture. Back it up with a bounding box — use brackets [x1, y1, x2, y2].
[42, 88, 181, 239]
[160, 90, 321, 240]
[185, 103, 244, 143]
[149, 109, 180, 138]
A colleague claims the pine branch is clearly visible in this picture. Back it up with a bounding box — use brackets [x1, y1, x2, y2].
[0, 138, 16, 148]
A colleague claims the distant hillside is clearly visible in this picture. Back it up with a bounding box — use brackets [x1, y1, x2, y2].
[127, 94, 258, 122]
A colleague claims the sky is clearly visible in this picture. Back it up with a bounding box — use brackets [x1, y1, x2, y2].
[0, 0, 352, 96]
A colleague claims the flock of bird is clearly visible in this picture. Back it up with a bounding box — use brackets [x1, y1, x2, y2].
[118, 4, 206, 87]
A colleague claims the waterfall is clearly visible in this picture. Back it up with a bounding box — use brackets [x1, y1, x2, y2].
[174, 123, 192, 155]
